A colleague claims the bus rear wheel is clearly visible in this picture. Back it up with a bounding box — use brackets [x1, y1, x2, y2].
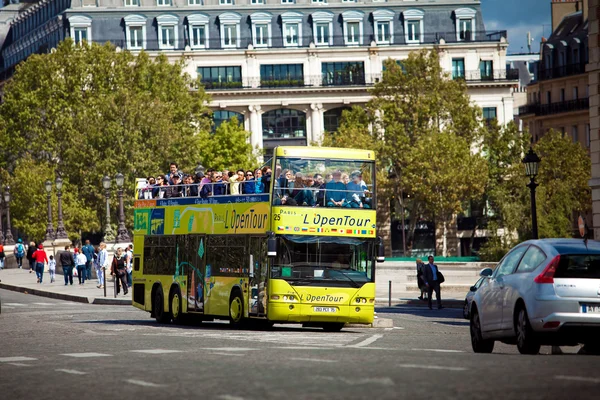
[169, 286, 184, 325]
[229, 292, 244, 327]
[154, 287, 171, 324]
[322, 323, 344, 332]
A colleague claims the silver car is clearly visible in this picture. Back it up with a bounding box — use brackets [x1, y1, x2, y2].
[470, 239, 600, 355]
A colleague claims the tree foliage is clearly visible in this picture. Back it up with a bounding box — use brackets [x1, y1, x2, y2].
[201, 117, 258, 171]
[0, 39, 221, 241]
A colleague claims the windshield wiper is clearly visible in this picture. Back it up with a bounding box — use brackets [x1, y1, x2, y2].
[322, 267, 361, 288]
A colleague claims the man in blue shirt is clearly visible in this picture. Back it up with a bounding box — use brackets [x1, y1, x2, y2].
[325, 170, 347, 207]
[82, 240, 95, 281]
[422, 255, 443, 310]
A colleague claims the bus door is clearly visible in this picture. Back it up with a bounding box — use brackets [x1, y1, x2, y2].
[249, 237, 268, 317]
[181, 234, 206, 313]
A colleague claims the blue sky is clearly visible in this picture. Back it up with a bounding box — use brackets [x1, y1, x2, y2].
[481, 0, 552, 54]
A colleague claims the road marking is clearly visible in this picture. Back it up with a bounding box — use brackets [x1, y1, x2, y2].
[130, 349, 183, 354]
[290, 357, 337, 363]
[56, 369, 88, 375]
[4, 303, 26, 306]
[317, 376, 394, 386]
[218, 395, 245, 400]
[199, 347, 257, 352]
[33, 302, 55, 306]
[411, 349, 464, 353]
[125, 379, 166, 388]
[393, 327, 405, 330]
[556, 375, 600, 384]
[207, 352, 245, 357]
[2, 306, 15, 309]
[273, 346, 336, 350]
[0, 356, 37, 363]
[7, 363, 31, 367]
[397, 364, 467, 372]
[61, 352, 112, 358]
[348, 334, 384, 348]
[384, 328, 393, 331]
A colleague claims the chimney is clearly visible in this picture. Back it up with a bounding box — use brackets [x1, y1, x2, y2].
[551, 0, 582, 31]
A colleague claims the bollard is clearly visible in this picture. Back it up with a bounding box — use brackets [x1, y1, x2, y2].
[103, 267, 107, 298]
[388, 280, 392, 307]
[114, 272, 117, 299]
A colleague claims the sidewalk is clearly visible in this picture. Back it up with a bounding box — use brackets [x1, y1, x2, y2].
[0, 268, 131, 305]
[375, 289, 466, 309]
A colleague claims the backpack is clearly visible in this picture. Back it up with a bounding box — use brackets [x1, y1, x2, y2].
[16, 243, 24, 257]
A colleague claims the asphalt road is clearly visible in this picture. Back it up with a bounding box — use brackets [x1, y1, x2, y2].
[1, 289, 599, 400]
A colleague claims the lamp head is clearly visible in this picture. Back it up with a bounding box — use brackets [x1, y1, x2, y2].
[3, 186, 10, 203]
[115, 173, 124, 188]
[55, 177, 63, 191]
[522, 148, 541, 178]
[102, 175, 111, 190]
[45, 180, 52, 193]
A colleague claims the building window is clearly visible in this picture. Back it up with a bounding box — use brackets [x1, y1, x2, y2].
[262, 109, 307, 140]
[251, 12, 272, 48]
[281, 0, 294, 3]
[219, 12, 241, 48]
[260, 64, 304, 87]
[586, 124, 591, 148]
[157, 0, 171, 5]
[373, 10, 394, 44]
[560, 88, 565, 102]
[546, 91, 551, 104]
[312, 0, 326, 3]
[213, 110, 244, 132]
[124, 15, 147, 50]
[322, 62, 365, 86]
[197, 66, 242, 89]
[452, 58, 465, 79]
[251, 0, 264, 3]
[479, 60, 493, 80]
[82, 0, 97, 6]
[124, 0, 139, 5]
[573, 86, 578, 100]
[188, 0, 202, 4]
[157, 15, 178, 50]
[282, 12, 303, 47]
[69, 16, 92, 45]
[220, 0, 233, 4]
[187, 13, 210, 49]
[403, 9, 424, 44]
[573, 47, 580, 63]
[312, 12, 334, 46]
[342, 10, 364, 46]
[455, 7, 476, 41]
[482, 107, 497, 123]
[324, 107, 351, 133]
[572, 125, 578, 143]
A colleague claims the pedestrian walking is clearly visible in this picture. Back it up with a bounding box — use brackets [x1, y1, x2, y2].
[14, 238, 25, 268]
[111, 247, 128, 296]
[32, 244, 48, 284]
[126, 244, 133, 288]
[59, 245, 75, 286]
[415, 258, 428, 301]
[48, 255, 56, 283]
[75, 248, 87, 285]
[27, 241, 36, 274]
[422, 255, 443, 310]
[0, 243, 5, 270]
[82, 240, 95, 281]
[96, 242, 108, 289]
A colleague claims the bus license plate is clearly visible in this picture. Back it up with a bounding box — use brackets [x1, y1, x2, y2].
[314, 307, 336, 313]
[582, 304, 600, 314]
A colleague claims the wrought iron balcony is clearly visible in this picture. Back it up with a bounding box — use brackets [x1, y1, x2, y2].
[518, 98, 589, 116]
[453, 69, 519, 82]
[537, 61, 587, 81]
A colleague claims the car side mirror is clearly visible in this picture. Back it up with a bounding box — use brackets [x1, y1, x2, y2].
[480, 267, 493, 277]
[470, 285, 477, 292]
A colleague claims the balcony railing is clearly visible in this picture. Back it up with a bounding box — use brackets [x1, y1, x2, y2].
[518, 98, 589, 116]
[83, 31, 508, 52]
[453, 69, 519, 82]
[537, 61, 587, 81]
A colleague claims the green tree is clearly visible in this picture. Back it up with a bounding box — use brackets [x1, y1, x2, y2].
[0, 40, 213, 240]
[201, 117, 258, 171]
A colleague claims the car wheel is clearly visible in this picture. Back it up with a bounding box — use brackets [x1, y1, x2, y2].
[229, 291, 244, 327]
[154, 287, 171, 324]
[463, 300, 470, 319]
[470, 308, 494, 353]
[515, 306, 541, 355]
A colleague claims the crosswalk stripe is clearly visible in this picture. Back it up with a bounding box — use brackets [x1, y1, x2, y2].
[56, 369, 88, 375]
[60, 352, 112, 358]
[289, 357, 337, 363]
[130, 349, 184, 354]
[0, 356, 37, 362]
[125, 379, 166, 388]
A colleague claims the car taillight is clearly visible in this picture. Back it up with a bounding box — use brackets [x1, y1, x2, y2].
[534, 255, 560, 284]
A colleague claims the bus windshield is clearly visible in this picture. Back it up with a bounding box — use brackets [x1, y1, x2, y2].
[272, 235, 375, 287]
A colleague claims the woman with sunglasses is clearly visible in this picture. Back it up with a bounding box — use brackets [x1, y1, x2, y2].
[243, 170, 255, 194]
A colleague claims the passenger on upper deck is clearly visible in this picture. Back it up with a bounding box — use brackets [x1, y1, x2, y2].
[166, 174, 184, 198]
[325, 170, 347, 207]
[243, 170, 256, 194]
[254, 168, 264, 193]
[313, 174, 325, 206]
[289, 173, 315, 207]
[183, 174, 198, 197]
[166, 162, 183, 185]
[346, 171, 370, 208]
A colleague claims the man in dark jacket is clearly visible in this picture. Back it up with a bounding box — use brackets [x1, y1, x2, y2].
[59, 245, 76, 286]
[422, 255, 443, 310]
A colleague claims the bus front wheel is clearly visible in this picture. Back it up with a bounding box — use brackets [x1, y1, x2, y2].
[154, 287, 171, 324]
[229, 292, 244, 327]
[323, 323, 344, 332]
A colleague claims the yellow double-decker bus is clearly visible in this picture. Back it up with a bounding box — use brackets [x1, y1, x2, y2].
[131, 146, 384, 331]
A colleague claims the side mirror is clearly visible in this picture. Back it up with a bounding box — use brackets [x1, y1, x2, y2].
[480, 268, 493, 277]
[376, 236, 385, 262]
[469, 285, 477, 292]
[267, 232, 277, 257]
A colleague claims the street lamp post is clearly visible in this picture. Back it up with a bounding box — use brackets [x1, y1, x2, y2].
[44, 180, 55, 241]
[388, 165, 406, 256]
[55, 177, 68, 239]
[522, 148, 541, 240]
[3, 186, 15, 245]
[102, 175, 115, 243]
[0, 194, 4, 244]
[115, 173, 130, 243]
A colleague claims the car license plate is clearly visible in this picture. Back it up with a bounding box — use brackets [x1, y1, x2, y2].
[314, 307, 336, 313]
[581, 304, 600, 313]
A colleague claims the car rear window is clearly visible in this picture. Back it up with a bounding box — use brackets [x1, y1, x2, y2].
[556, 255, 600, 279]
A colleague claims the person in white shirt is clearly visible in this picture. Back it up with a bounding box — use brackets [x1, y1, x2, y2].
[48, 255, 56, 283]
[96, 242, 108, 289]
[126, 244, 133, 288]
[75, 248, 88, 285]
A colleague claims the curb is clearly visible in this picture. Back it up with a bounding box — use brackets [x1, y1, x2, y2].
[0, 282, 131, 306]
[376, 298, 464, 309]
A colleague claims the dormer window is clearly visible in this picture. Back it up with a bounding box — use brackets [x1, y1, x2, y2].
[403, 9, 424, 44]
[312, 11, 334, 46]
[454, 7, 476, 41]
[373, 10, 394, 45]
